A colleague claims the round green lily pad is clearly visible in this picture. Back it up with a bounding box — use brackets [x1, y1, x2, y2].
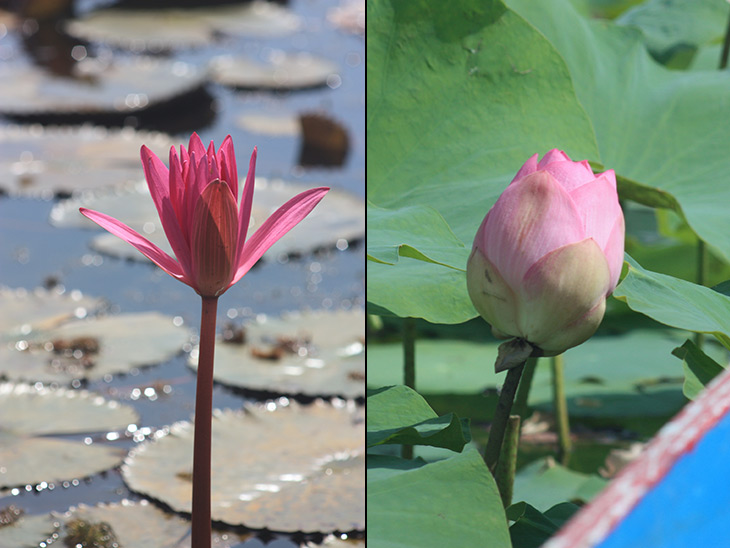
[122, 402, 364, 533]
[0, 311, 191, 384]
[51, 178, 364, 261]
[0, 509, 59, 548]
[188, 309, 364, 398]
[210, 53, 338, 90]
[0, 57, 204, 118]
[49, 500, 243, 548]
[64, 1, 301, 52]
[0, 125, 175, 198]
[0, 287, 101, 343]
[0, 383, 138, 488]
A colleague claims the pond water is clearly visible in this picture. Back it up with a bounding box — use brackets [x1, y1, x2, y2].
[0, 0, 364, 546]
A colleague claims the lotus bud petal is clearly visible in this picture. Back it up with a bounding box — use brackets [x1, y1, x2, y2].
[466, 150, 625, 355]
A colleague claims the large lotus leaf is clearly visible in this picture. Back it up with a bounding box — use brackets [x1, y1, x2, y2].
[0, 57, 204, 118]
[507, 0, 730, 263]
[0, 287, 101, 341]
[367, 450, 511, 548]
[366, 0, 600, 323]
[50, 500, 242, 548]
[614, 256, 730, 350]
[0, 511, 59, 548]
[615, 0, 729, 63]
[367, 385, 470, 451]
[0, 383, 137, 488]
[307, 535, 365, 548]
[51, 179, 364, 261]
[1, 312, 191, 384]
[122, 402, 364, 533]
[188, 309, 364, 398]
[0, 126, 174, 198]
[64, 1, 301, 51]
[210, 54, 338, 90]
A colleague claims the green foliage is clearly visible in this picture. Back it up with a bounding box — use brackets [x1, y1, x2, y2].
[507, 501, 581, 548]
[672, 339, 726, 399]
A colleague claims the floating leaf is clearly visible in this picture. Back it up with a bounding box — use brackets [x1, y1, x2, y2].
[52, 179, 364, 261]
[0, 287, 101, 342]
[512, 458, 606, 512]
[210, 53, 338, 90]
[237, 113, 301, 137]
[0, 125, 175, 198]
[0, 57, 204, 119]
[327, 0, 365, 35]
[0, 510, 59, 548]
[122, 402, 364, 532]
[64, 1, 301, 51]
[507, 501, 580, 548]
[189, 309, 364, 398]
[0, 383, 137, 488]
[673, 339, 726, 400]
[1, 312, 191, 384]
[50, 500, 242, 548]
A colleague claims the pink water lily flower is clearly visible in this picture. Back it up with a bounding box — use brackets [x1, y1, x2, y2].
[466, 149, 625, 356]
[80, 133, 329, 297]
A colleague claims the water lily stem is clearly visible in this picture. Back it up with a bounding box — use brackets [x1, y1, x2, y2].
[484, 360, 525, 473]
[192, 295, 218, 548]
[402, 317, 416, 459]
[551, 353, 572, 465]
[512, 357, 538, 419]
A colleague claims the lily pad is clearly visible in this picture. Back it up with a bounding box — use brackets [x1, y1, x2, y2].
[122, 402, 364, 533]
[0, 383, 138, 488]
[210, 53, 339, 90]
[189, 309, 364, 398]
[237, 112, 301, 137]
[327, 0, 365, 36]
[0, 287, 101, 342]
[49, 500, 242, 548]
[51, 178, 364, 261]
[64, 2, 301, 52]
[0, 57, 204, 119]
[0, 510, 59, 548]
[1, 311, 191, 384]
[0, 125, 175, 198]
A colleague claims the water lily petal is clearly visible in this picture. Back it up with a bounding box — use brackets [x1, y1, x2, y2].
[217, 136, 238, 198]
[537, 149, 571, 168]
[568, 170, 622, 250]
[231, 186, 329, 284]
[187, 132, 206, 159]
[141, 147, 192, 275]
[542, 160, 597, 192]
[480, 170, 585, 289]
[234, 147, 257, 268]
[79, 208, 190, 284]
[603, 214, 626, 292]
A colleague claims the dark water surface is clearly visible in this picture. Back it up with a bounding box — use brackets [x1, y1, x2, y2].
[0, 0, 364, 545]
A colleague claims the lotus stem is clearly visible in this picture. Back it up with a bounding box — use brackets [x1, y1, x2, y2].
[402, 317, 416, 459]
[484, 359, 526, 472]
[720, 5, 730, 70]
[551, 353, 572, 465]
[512, 357, 538, 419]
[192, 295, 218, 548]
[495, 415, 521, 508]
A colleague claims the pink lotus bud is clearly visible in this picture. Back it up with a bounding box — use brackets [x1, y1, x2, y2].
[466, 150, 625, 355]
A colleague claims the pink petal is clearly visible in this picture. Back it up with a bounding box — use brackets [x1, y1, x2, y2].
[79, 208, 192, 285]
[187, 132, 206, 159]
[479, 171, 585, 289]
[168, 147, 186, 236]
[567, 170, 622, 250]
[234, 147, 257, 268]
[542, 160, 597, 192]
[206, 140, 220, 182]
[141, 151, 193, 276]
[231, 186, 329, 284]
[510, 153, 538, 184]
[537, 149, 571, 168]
[217, 136, 238, 198]
[602, 214, 626, 293]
